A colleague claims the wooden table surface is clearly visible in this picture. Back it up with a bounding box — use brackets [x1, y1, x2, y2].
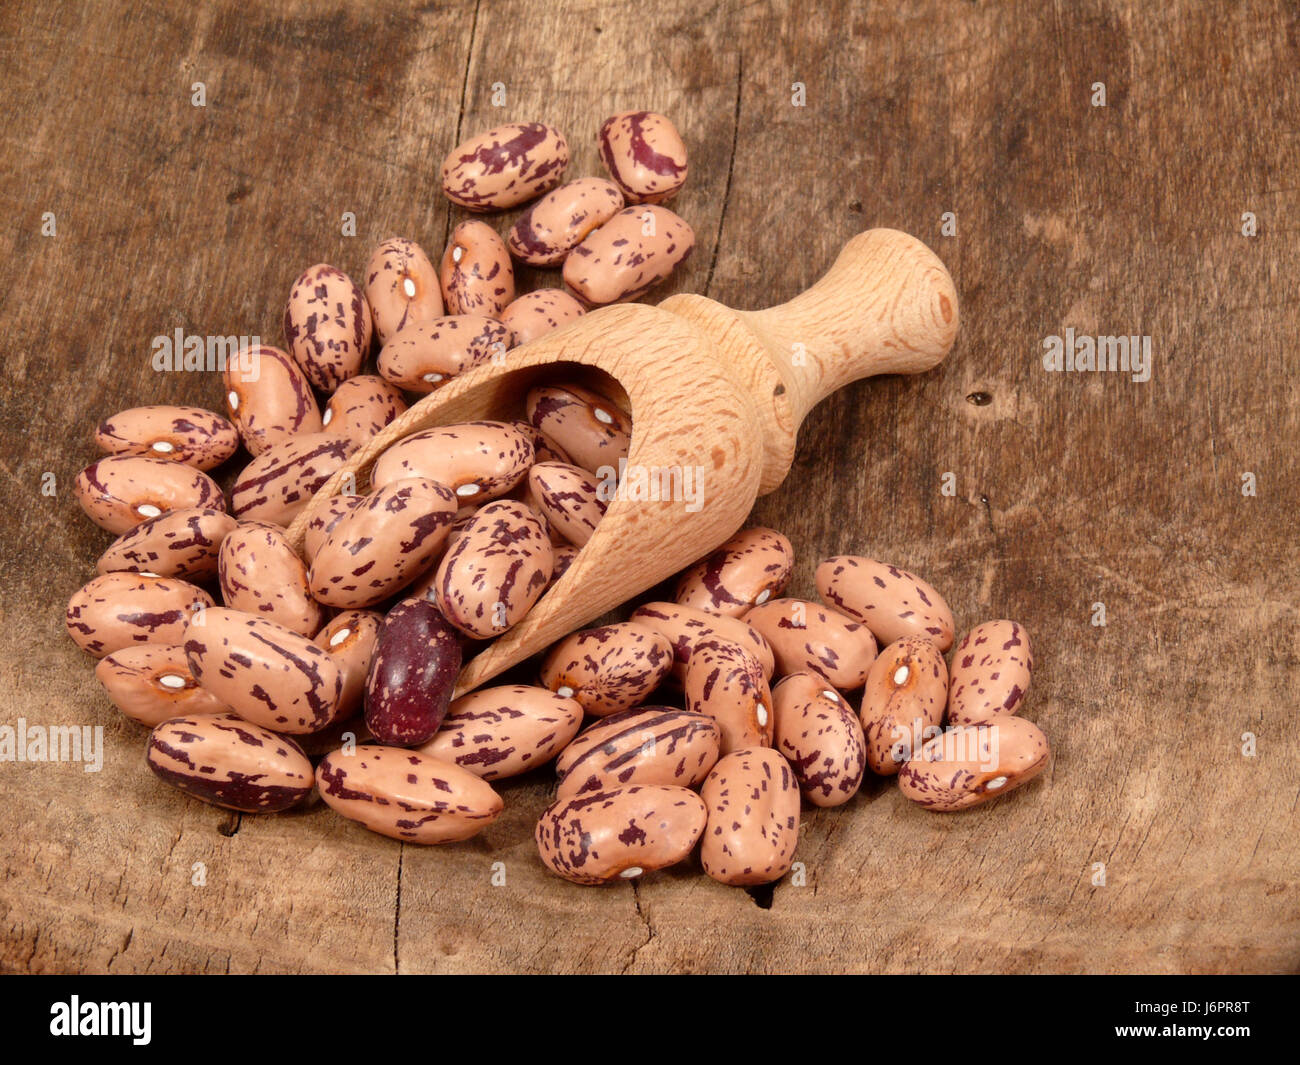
[1, 0, 1296, 974]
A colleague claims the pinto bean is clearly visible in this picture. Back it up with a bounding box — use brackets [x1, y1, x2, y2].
[377, 315, 509, 393]
[525, 383, 632, 476]
[283, 264, 372, 392]
[555, 706, 721, 800]
[316, 746, 503, 843]
[683, 638, 774, 754]
[499, 290, 587, 346]
[771, 672, 866, 807]
[433, 500, 552, 639]
[314, 610, 382, 722]
[440, 122, 569, 212]
[562, 205, 694, 305]
[699, 747, 800, 886]
[419, 685, 584, 781]
[96, 644, 229, 727]
[96, 507, 237, 582]
[743, 597, 878, 689]
[859, 636, 948, 775]
[440, 220, 515, 318]
[540, 623, 674, 717]
[508, 177, 625, 265]
[183, 608, 344, 734]
[527, 461, 607, 546]
[597, 111, 689, 204]
[310, 478, 458, 609]
[369, 421, 533, 507]
[628, 601, 775, 682]
[66, 573, 213, 658]
[321, 375, 407, 447]
[218, 521, 324, 637]
[946, 621, 1034, 726]
[897, 717, 1050, 812]
[535, 785, 706, 884]
[222, 344, 322, 456]
[75, 455, 226, 535]
[147, 714, 314, 813]
[815, 556, 954, 651]
[364, 237, 442, 344]
[230, 433, 358, 527]
[674, 527, 793, 618]
[94, 405, 238, 470]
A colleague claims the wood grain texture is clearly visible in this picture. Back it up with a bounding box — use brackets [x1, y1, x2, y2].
[0, 0, 1296, 974]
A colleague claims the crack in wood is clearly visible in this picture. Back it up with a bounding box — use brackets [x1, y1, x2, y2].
[703, 48, 744, 299]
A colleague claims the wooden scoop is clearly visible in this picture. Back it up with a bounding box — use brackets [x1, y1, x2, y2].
[286, 228, 959, 696]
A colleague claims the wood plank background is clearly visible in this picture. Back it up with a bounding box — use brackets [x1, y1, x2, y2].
[1, 0, 1296, 973]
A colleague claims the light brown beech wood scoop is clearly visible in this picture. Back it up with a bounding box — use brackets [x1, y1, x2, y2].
[286, 228, 959, 696]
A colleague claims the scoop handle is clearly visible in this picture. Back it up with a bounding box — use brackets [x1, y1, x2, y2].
[741, 228, 959, 426]
[661, 228, 958, 494]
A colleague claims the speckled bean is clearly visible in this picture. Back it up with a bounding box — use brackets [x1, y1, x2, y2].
[75, 455, 226, 535]
[310, 478, 458, 609]
[283, 264, 372, 392]
[313, 610, 382, 722]
[499, 290, 587, 347]
[223, 344, 323, 456]
[377, 315, 510, 393]
[419, 684, 584, 780]
[947, 620, 1034, 726]
[508, 177, 625, 265]
[321, 375, 407, 447]
[316, 745, 503, 843]
[96, 506, 237, 581]
[563, 205, 694, 305]
[440, 122, 569, 212]
[897, 717, 1050, 811]
[525, 383, 632, 476]
[364, 237, 442, 344]
[66, 573, 213, 658]
[302, 493, 362, 564]
[230, 433, 358, 527]
[95, 644, 228, 727]
[683, 638, 774, 754]
[816, 556, 955, 651]
[674, 527, 793, 618]
[536, 785, 706, 884]
[433, 500, 552, 638]
[699, 747, 800, 886]
[512, 419, 573, 466]
[628, 601, 775, 682]
[527, 462, 607, 546]
[771, 672, 865, 807]
[555, 706, 721, 800]
[94, 405, 238, 470]
[540, 623, 674, 717]
[364, 597, 462, 746]
[184, 608, 344, 734]
[597, 111, 688, 204]
[147, 714, 314, 813]
[440, 221, 515, 318]
[218, 521, 324, 637]
[550, 542, 579, 583]
[370, 421, 533, 507]
[859, 636, 948, 775]
[743, 597, 878, 689]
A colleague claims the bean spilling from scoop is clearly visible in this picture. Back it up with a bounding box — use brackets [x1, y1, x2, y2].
[66, 108, 1050, 894]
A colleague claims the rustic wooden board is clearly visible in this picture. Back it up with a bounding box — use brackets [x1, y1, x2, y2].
[0, 0, 1296, 974]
